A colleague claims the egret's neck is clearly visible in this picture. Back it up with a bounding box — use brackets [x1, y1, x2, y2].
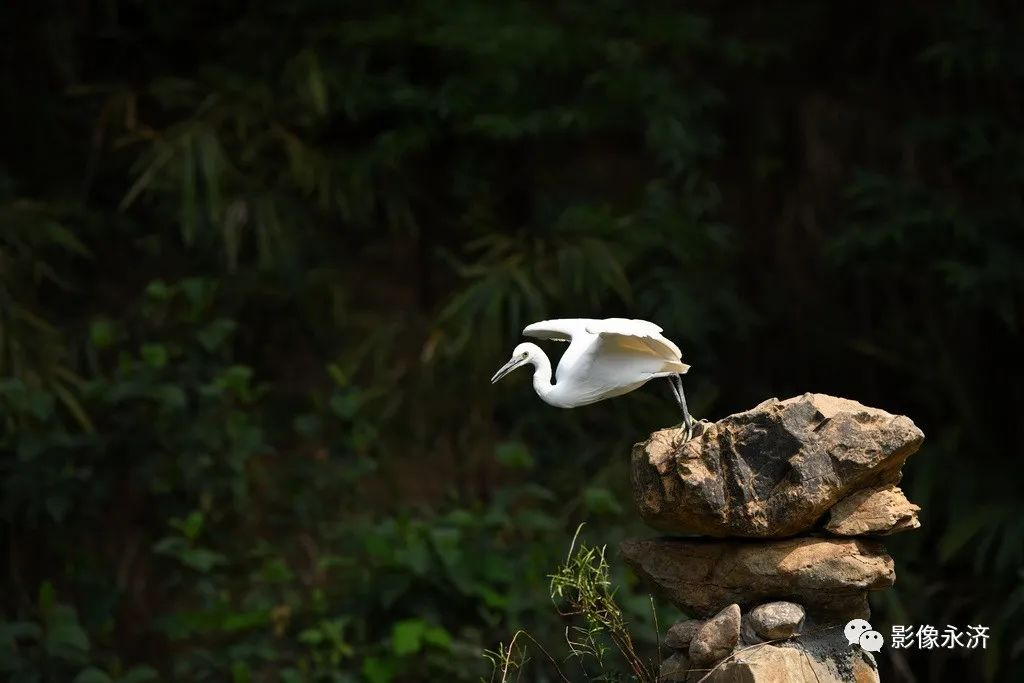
[528, 350, 557, 404]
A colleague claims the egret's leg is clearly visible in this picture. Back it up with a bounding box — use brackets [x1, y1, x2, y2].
[667, 377, 693, 441]
[668, 377, 683, 409]
[671, 374, 694, 440]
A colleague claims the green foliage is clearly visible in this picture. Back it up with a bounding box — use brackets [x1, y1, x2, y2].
[487, 526, 668, 683]
[2, 1, 1023, 682]
[549, 528, 653, 682]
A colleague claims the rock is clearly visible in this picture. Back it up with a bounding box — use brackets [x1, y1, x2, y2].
[748, 601, 805, 640]
[689, 604, 741, 667]
[740, 614, 764, 645]
[631, 393, 924, 537]
[701, 644, 877, 683]
[702, 644, 822, 682]
[659, 652, 692, 682]
[700, 629, 880, 683]
[665, 619, 703, 650]
[826, 484, 921, 536]
[853, 651, 881, 683]
[620, 537, 893, 620]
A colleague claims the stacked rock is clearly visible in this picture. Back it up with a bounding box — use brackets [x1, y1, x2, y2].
[622, 393, 924, 682]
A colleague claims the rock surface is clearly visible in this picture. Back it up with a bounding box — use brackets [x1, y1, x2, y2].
[689, 604, 741, 667]
[748, 601, 805, 640]
[740, 614, 764, 646]
[700, 641, 880, 683]
[659, 652, 691, 682]
[620, 537, 893, 620]
[665, 619, 703, 650]
[826, 484, 921, 536]
[631, 393, 923, 537]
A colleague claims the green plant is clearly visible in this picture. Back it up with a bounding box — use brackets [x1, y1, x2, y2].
[487, 526, 659, 683]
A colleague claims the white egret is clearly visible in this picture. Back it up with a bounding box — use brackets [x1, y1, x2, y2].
[490, 318, 695, 436]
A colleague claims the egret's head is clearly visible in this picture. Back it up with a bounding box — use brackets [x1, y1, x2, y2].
[490, 343, 537, 384]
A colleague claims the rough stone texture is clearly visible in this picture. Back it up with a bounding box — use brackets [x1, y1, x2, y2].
[665, 619, 703, 650]
[852, 653, 882, 683]
[631, 393, 924, 537]
[625, 393, 918, 679]
[620, 537, 893, 620]
[748, 601, 805, 640]
[703, 645, 821, 682]
[740, 614, 764, 646]
[659, 652, 691, 682]
[689, 604, 741, 667]
[700, 642, 880, 683]
[826, 483, 921, 536]
[698, 626, 880, 683]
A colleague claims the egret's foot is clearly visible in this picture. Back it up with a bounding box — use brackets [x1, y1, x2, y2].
[676, 418, 709, 441]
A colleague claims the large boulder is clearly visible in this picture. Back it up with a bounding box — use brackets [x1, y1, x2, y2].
[631, 393, 924, 537]
[620, 537, 894, 620]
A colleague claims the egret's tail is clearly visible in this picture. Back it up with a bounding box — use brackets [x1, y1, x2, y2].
[663, 360, 690, 374]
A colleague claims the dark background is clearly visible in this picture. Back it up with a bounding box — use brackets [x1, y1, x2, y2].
[2, 1, 1022, 681]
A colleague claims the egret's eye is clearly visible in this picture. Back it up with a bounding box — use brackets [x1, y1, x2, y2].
[521, 352, 528, 358]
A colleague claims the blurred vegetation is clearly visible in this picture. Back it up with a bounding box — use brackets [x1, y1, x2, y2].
[2, 1, 1023, 681]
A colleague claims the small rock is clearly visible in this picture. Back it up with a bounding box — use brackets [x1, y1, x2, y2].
[665, 619, 703, 650]
[689, 604, 740, 667]
[826, 484, 921, 536]
[620, 537, 893, 620]
[659, 652, 691, 682]
[748, 601, 805, 640]
[631, 393, 924, 537]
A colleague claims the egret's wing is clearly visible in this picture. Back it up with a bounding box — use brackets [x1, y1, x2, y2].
[591, 334, 690, 374]
[584, 318, 682, 360]
[553, 328, 688, 406]
[522, 318, 596, 343]
[587, 317, 665, 335]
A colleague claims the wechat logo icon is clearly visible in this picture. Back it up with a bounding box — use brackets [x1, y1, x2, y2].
[845, 618, 884, 652]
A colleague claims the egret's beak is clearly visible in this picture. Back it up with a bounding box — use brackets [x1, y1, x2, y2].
[490, 356, 526, 384]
